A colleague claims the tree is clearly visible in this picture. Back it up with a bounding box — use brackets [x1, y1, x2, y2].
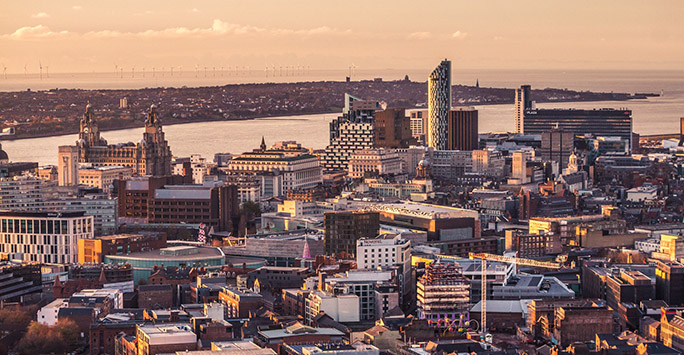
[15, 321, 67, 355]
[54, 319, 80, 345]
[0, 308, 32, 330]
[241, 200, 261, 217]
[14, 319, 80, 355]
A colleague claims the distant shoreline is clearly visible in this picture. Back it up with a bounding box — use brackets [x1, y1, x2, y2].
[1, 95, 643, 142]
[1, 79, 648, 141]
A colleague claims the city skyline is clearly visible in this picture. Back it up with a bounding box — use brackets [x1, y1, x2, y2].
[1, 1, 683, 74]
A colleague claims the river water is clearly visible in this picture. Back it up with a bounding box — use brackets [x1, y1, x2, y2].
[1, 69, 683, 165]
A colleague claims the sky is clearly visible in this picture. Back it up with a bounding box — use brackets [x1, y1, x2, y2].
[1, 1, 683, 74]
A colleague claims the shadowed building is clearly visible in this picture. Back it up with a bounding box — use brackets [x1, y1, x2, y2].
[324, 211, 379, 256]
[374, 108, 415, 149]
[447, 108, 478, 151]
[514, 85, 532, 134]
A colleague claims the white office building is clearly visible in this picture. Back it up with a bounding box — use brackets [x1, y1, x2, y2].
[0, 210, 94, 264]
[356, 235, 410, 271]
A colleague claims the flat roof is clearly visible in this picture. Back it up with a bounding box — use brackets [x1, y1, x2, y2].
[0, 210, 86, 218]
[104, 246, 223, 261]
[360, 201, 478, 219]
[138, 323, 196, 345]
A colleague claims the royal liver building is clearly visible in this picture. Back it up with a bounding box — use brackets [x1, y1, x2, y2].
[58, 104, 172, 186]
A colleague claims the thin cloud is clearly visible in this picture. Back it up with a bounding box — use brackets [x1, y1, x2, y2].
[3, 19, 352, 40]
[408, 32, 432, 40]
[72, 6, 82, 10]
[31, 12, 50, 18]
[452, 31, 467, 39]
[7, 25, 69, 39]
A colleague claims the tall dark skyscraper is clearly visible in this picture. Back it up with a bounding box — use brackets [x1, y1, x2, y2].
[447, 108, 479, 151]
[324, 210, 379, 256]
[515, 85, 532, 134]
[541, 127, 574, 170]
[427, 60, 451, 150]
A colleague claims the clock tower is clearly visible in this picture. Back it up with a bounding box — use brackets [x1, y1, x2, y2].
[78, 103, 107, 147]
[141, 104, 172, 176]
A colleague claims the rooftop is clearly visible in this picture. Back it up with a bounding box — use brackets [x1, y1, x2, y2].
[104, 246, 223, 261]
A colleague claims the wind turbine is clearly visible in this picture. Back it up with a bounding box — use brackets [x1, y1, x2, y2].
[120, 67, 123, 78]
[39, 61, 43, 80]
[45, 65, 49, 78]
[195, 64, 199, 78]
[152, 67, 155, 77]
[161, 66, 164, 77]
[142, 67, 145, 77]
[1, 64, 6, 79]
[24, 64, 28, 78]
[213, 66, 216, 77]
[132, 66, 135, 78]
[114, 63, 118, 77]
[170, 66, 174, 77]
[204, 66, 207, 77]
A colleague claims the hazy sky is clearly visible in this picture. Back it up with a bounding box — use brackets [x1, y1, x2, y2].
[1, 1, 683, 74]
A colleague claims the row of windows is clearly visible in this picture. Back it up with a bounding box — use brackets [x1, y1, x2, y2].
[3, 234, 72, 245]
[1, 218, 68, 234]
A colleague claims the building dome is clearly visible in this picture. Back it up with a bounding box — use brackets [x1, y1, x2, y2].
[418, 159, 430, 167]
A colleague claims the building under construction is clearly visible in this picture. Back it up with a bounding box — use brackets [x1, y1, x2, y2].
[416, 260, 470, 324]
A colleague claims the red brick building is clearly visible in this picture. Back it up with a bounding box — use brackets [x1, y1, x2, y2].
[138, 284, 174, 309]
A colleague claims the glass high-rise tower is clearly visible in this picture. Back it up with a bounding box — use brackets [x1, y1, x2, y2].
[427, 60, 451, 150]
[514, 85, 532, 134]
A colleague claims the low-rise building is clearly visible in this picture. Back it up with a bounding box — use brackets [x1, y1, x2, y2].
[219, 286, 264, 318]
[305, 290, 360, 324]
[347, 149, 403, 179]
[136, 323, 198, 355]
[78, 165, 132, 193]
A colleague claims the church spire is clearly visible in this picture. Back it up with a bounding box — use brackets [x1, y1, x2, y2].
[302, 237, 311, 259]
[260, 136, 267, 151]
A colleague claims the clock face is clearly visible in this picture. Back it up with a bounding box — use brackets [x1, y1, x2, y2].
[83, 127, 89, 133]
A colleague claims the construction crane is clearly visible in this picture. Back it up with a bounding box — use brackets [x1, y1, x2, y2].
[466, 252, 561, 335]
